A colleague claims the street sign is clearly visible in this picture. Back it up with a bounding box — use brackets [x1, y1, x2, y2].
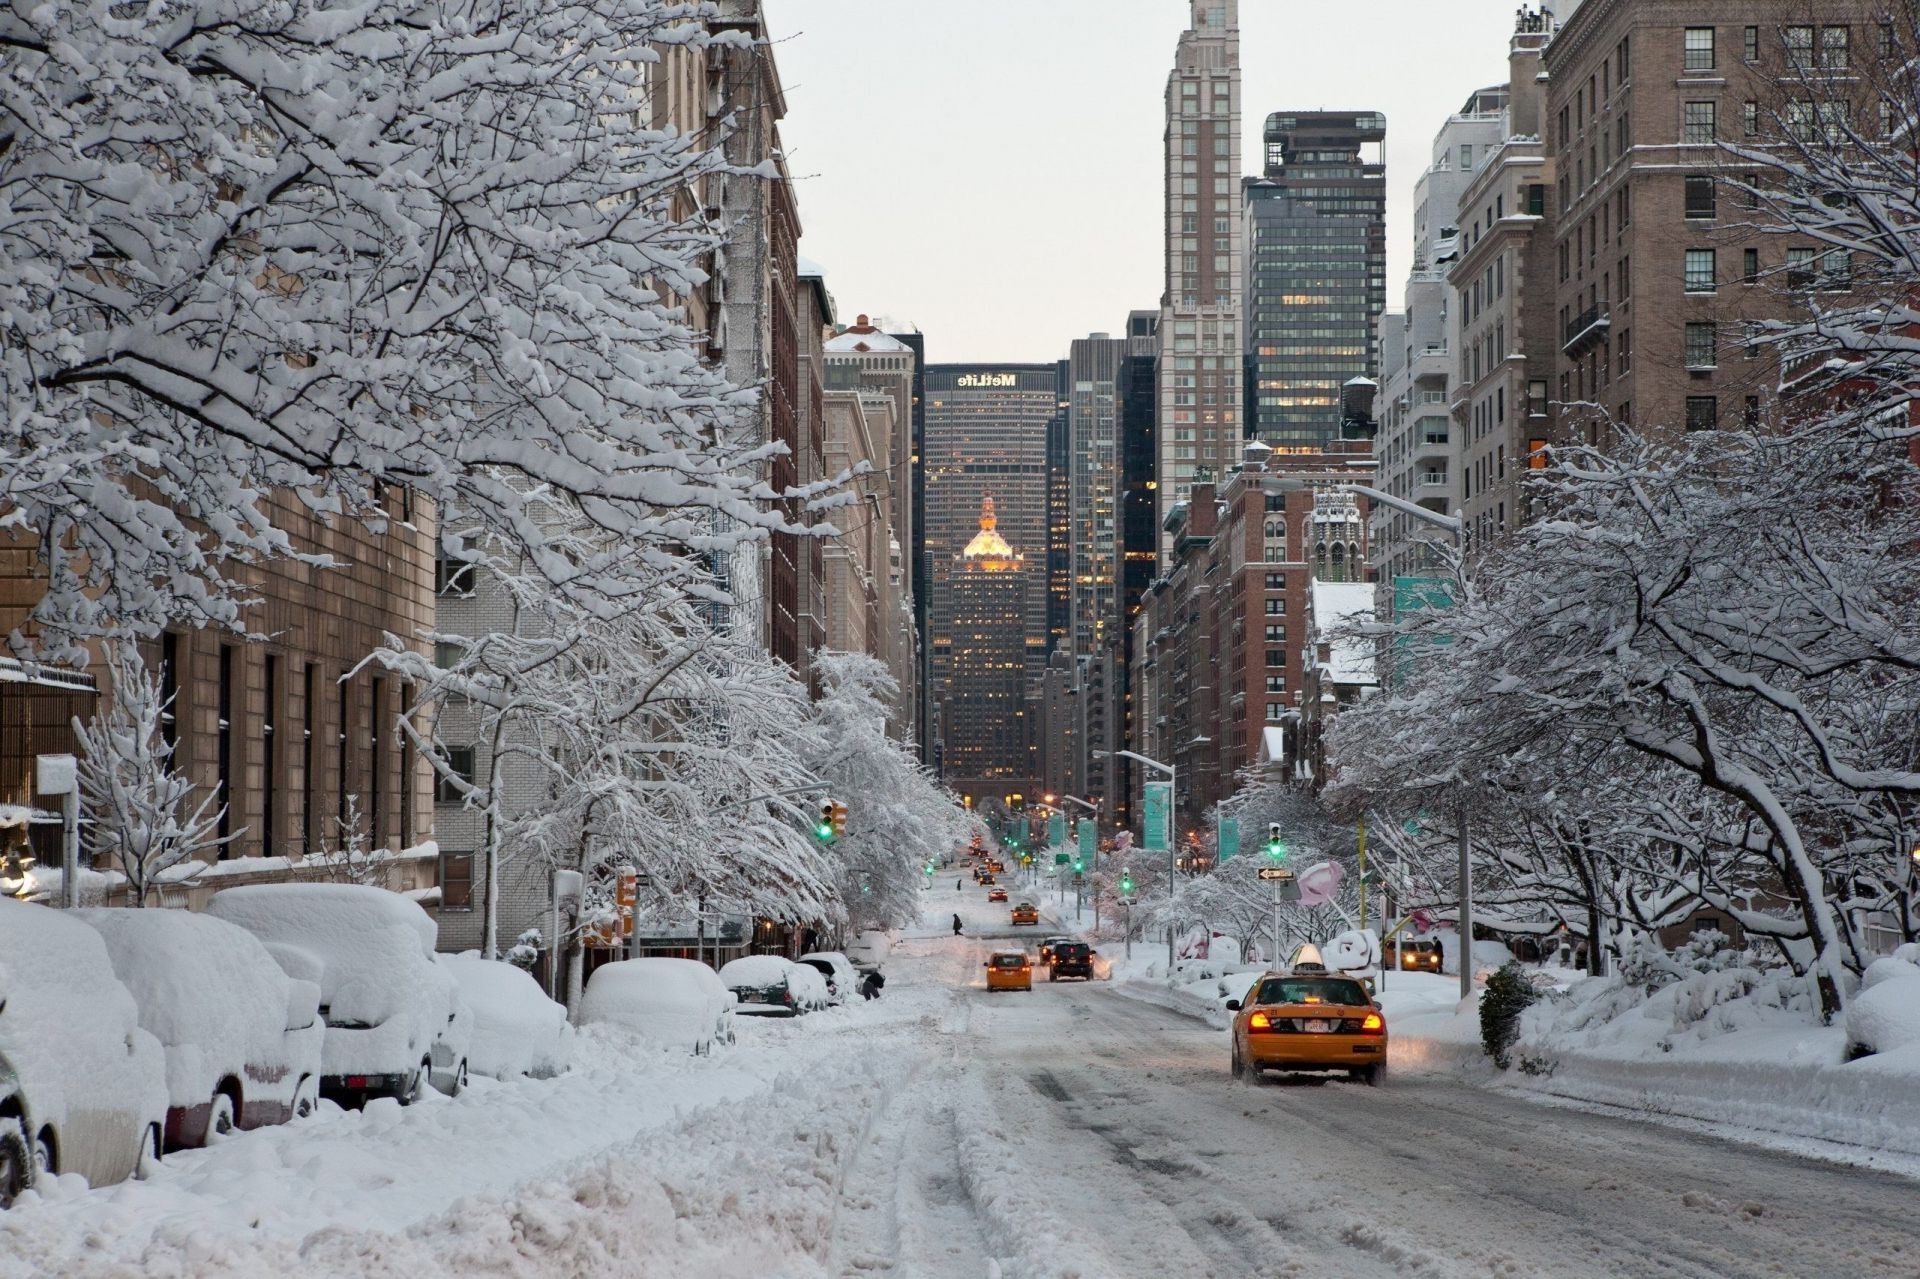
[1257, 866, 1296, 882]
[1217, 816, 1240, 862]
[1054, 852, 1069, 865]
[1142, 781, 1171, 851]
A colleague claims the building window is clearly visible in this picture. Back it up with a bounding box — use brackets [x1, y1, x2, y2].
[1684, 248, 1716, 293]
[1685, 322, 1717, 369]
[1265, 649, 1286, 668]
[440, 851, 474, 912]
[1265, 703, 1286, 723]
[1617, 329, 1632, 376]
[1742, 247, 1760, 284]
[1822, 26, 1850, 68]
[217, 643, 235, 855]
[1460, 143, 1474, 170]
[1786, 247, 1815, 288]
[1264, 624, 1286, 643]
[1742, 24, 1758, 62]
[1683, 101, 1716, 144]
[1265, 676, 1286, 693]
[1744, 395, 1762, 427]
[1683, 27, 1715, 71]
[1742, 101, 1760, 137]
[437, 745, 476, 803]
[433, 640, 466, 670]
[1822, 249, 1852, 287]
[1785, 26, 1813, 69]
[1684, 176, 1715, 219]
[1685, 395, 1718, 431]
[1527, 183, 1546, 216]
[435, 534, 475, 596]
[1264, 572, 1286, 591]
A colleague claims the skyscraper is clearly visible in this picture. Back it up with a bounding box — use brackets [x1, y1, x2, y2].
[1158, 0, 1244, 561]
[1243, 111, 1388, 448]
[942, 496, 1036, 805]
[1067, 334, 1125, 661]
[1046, 360, 1072, 663]
[923, 364, 1060, 773]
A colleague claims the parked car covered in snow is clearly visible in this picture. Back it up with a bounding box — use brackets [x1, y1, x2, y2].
[718, 955, 821, 1017]
[844, 931, 893, 974]
[0, 899, 167, 1206]
[76, 908, 324, 1150]
[208, 885, 468, 1105]
[580, 958, 735, 1055]
[441, 953, 572, 1079]
[796, 952, 860, 1005]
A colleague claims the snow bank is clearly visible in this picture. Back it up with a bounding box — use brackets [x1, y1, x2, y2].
[1846, 943, 1920, 1063]
[579, 958, 729, 1055]
[75, 908, 320, 1118]
[441, 953, 571, 1080]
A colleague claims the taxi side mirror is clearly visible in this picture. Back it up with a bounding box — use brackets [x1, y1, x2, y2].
[1225, 998, 1242, 1012]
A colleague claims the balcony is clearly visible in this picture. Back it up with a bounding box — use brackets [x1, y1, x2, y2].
[1411, 342, 1452, 382]
[1562, 304, 1611, 358]
[1418, 470, 1451, 488]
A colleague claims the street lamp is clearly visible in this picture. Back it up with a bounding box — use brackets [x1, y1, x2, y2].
[1097, 748, 1178, 967]
[1345, 482, 1474, 1002]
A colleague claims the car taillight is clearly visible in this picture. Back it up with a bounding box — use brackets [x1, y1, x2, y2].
[1248, 1011, 1275, 1032]
[345, 1075, 369, 1089]
[1362, 1012, 1384, 1033]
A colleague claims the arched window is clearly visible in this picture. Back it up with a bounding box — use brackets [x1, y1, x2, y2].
[1330, 542, 1346, 581]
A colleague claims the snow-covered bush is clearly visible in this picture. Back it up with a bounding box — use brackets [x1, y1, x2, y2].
[1480, 962, 1538, 1069]
[1846, 944, 1920, 1061]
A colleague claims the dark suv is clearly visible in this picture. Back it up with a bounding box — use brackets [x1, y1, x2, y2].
[1049, 942, 1096, 981]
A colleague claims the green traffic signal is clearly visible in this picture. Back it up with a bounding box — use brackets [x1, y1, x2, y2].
[1072, 858, 1084, 873]
[816, 822, 834, 841]
[1265, 823, 1286, 861]
[1120, 872, 1134, 893]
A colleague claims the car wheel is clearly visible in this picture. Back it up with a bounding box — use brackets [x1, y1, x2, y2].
[405, 1057, 433, 1105]
[450, 1059, 469, 1097]
[0, 1118, 29, 1209]
[206, 1091, 238, 1143]
[1352, 1063, 1383, 1087]
[1230, 1044, 1244, 1079]
[135, 1124, 163, 1180]
[292, 1076, 320, 1120]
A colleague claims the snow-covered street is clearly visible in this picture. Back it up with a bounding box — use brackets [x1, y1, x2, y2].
[6, 883, 1917, 1278]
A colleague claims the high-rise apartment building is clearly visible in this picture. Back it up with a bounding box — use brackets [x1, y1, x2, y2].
[1068, 335, 1126, 661]
[922, 365, 1060, 774]
[1541, 1, 1878, 450]
[1046, 363, 1072, 664]
[1369, 91, 1505, 591]
[1157, 0, 1245, 561]
[1454, 12, 1556, 547]
[1243, 111, 1388, 448]
[1110, 310, 1160, 826]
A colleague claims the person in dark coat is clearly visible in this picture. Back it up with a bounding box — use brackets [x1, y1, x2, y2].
[952, 913, 963, 936]
[860, 970, 885, 1000]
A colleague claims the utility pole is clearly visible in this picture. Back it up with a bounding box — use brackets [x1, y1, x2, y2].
[1457, 797, 1473, 1001]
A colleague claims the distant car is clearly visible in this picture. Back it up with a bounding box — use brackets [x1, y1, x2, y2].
[797, 952, 861, 1004]
[1037, 936, 1073, 965]
[581, 958, 735, 1054]
[1048, 941, 1097, 981]
[441, 953, 572, 1079]
[77, 908, 325, 1151]
[209, 884, 469, 1105]
[1010, 903, 1040, 926]
[1225, 969, 1387, 1085]
[978, 874, 997, 887]
[1381, 937, 1442, 972]
[718, 955, 812, 1017]
[984, 951, 1033, 992]
[0, 899, 167, 1206]
[987, 887, 1009, 903]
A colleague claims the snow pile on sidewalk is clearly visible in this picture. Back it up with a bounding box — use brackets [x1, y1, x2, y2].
[1388, 938, 1920, 1163]
[1104, 953, 1263, 1029]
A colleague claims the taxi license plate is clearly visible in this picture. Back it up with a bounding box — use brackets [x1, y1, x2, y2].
[1303, 1019, 1333, 1033]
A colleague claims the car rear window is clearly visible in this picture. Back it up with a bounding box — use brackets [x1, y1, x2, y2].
[992, 954, 1026, 969]
[1054, 944, 1088, 960]
[1254, 978, 1369, 1007]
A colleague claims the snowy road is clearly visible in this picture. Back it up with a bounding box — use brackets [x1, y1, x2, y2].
[4, 879, 1917, 1277]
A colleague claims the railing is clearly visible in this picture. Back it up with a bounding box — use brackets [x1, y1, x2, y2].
[1562, 303, 1611, 356]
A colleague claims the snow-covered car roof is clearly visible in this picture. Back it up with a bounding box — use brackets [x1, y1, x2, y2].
[717, 955, 799, 988]
[208, 883, 439, 958]
[580, 959, 730, 1050]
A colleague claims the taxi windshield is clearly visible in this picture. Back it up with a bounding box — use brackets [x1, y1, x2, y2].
[1254, 978, 1369, 1007]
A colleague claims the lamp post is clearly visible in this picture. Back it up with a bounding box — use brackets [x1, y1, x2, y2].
[1097, 749, 1177, 967]
[1345, 483, 1474, 1001]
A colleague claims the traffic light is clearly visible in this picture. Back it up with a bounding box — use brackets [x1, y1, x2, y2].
[1266, 823, 1287, 861]
[831, 800, 848, 839]
[816, 800, 835, 842]
[1072, 857, 1085, 873]
[1120, 871, 1135, 894]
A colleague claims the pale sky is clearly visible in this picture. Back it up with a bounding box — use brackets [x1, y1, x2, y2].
[762, 0, 1520, 363]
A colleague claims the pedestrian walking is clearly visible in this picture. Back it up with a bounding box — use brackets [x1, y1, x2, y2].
[952, 913, 963, 937]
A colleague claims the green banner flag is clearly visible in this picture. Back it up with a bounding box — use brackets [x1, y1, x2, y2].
[1143, 781, 1171, 852]
[1218, 817, 1240, 862]
[1048, 811, 1066, 849]
[1077, 818, 1095, 861]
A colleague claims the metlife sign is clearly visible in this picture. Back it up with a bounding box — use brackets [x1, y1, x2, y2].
[955, 372, 1017, 388]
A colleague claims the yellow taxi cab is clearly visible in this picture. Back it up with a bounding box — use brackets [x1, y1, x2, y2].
[984, 950, 1033, 992]
[1225, 964, 1387, 1085]
[1010, 902, 1040, 926]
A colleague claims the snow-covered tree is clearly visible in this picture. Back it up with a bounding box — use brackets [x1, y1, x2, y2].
[801, 651, 967, 932]
[71, 645, 230, 906]
[1, 0, 823, 659]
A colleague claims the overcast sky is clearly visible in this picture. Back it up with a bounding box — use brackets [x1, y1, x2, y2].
[761, 0, 1520, 363]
